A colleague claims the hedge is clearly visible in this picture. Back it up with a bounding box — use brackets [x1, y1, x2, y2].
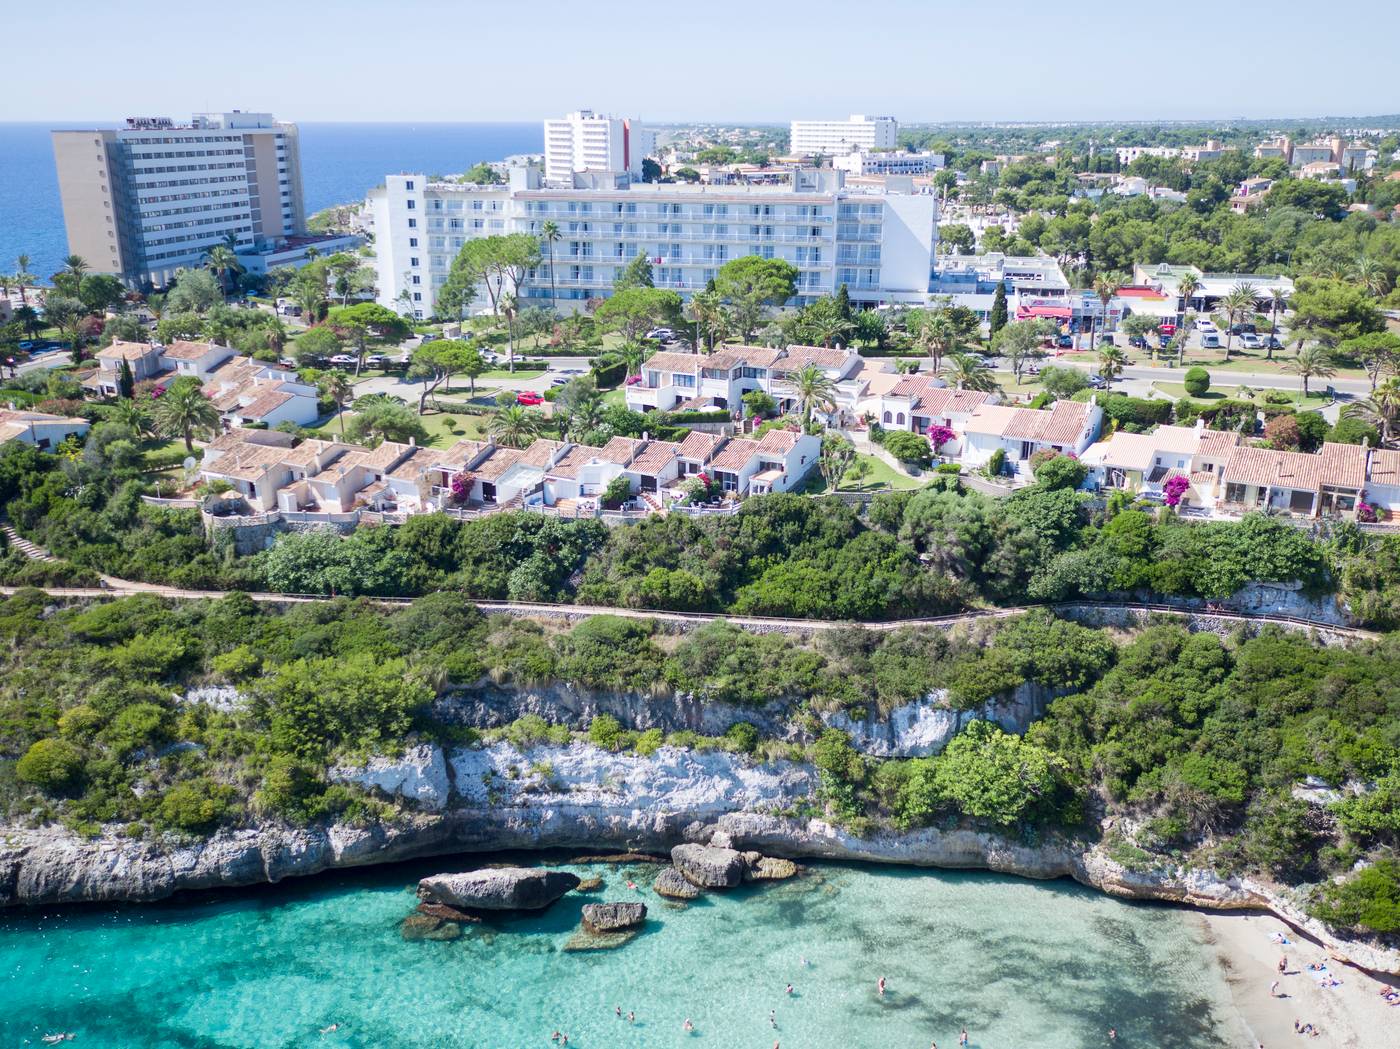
[591, 359, 627, 386]
[664, 410, 731, 424]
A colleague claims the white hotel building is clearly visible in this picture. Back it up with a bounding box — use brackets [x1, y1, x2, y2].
[790, 115, 898, 157]
[367, 164, 939, 319]
[543, 109, 656, 186]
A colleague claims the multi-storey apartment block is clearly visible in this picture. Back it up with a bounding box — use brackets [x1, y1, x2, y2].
[790, 115, 898, 156]
[543, 110, 655, 185]
[52, 112, 354, 288]
[367, 164, 939, 319]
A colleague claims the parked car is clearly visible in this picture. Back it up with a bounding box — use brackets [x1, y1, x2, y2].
[1229, 322, 1257, 336]
[1265, 335, 1284, 350]
[481, 351, 502, 364]
[278, 356, 299, 369]
[1056, 334, 1074, 348]
[1196, 319, 1217, 333]
[1158, 322, 1177, 337]
[329, 354, 357, 365]
[645, 327, 675, 341]
[1088, 374, 1108, 388]
[550, 377, 571, 387]
[1200, 332, 1221, 349]
[516, 391, 544, 406]
[1128, 335, 1147, 349]
[364, 354, 387, 366]
[1238, 333, 1262, 350]
[1098, 334, 1115, 347]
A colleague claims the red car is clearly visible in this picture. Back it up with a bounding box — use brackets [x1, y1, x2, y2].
[516, 391, 544, 406]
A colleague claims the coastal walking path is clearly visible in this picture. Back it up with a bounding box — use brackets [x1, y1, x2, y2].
[0, 578, 1377, 641]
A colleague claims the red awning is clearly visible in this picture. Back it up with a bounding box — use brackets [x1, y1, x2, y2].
[1017, 305, 1072, 320]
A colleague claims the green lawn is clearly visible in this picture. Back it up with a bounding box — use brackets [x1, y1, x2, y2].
[478, 368, 545, 380]
[311, 408, 489, 449]
[1151, 382, 1332, 411]
[602, 388, 627, 408]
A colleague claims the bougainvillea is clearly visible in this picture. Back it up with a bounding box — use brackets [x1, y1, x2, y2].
[926, 424, 956, 450]
[449, 472, 472, 504]
[1163, 474, 1191, 507]
[1357, 500, 1378, 523]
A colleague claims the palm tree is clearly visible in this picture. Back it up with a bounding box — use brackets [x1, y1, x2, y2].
[204, 244, 243, 300]
[618, 340, 652, 378]
[1286, 344, 1337, 397]
[782, 363, 837, 428]
[808, 312, 855, 348]
[488, 404, 540, 449]
[14, 254, 34, 306]
[1344, 377, 1400, 445]
[1265, 287, 1288, 360]
[499, 292, 519, 373]
[1176, 272, 1201, 328]
[112, 397, 155, 437]
[685, 288, 726, 353]
[1220, 283, 1259, 360]
[63, 255, 89, 284]
[540, 220, 561, 315]
[153, 379, 221, 452]
[915, 311, 965, 374]
[939, 352, 1000, 393]
[1351, 255, 1391, 299]
[1091, 270, 1125, 348]
[322, 370, 354, 436]
[1097, 346, 1127, 389]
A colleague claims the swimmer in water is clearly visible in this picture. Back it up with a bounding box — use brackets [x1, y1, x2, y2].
[319, 1024, 340, 1035]
[878, 976, 887, 997]
[785, 983, 794, 996]
[960, 1029, 969, 1047]
[683, 1018, 694, 1033]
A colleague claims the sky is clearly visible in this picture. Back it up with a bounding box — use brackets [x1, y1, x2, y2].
[6, 0, 1397, 124]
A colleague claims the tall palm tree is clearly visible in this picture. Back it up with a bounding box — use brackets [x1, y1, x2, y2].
[1265, 287, 1288, 360]
[14, 255, 34, 306]
[1220, 283, 1259, 360]
[154, 379, 221, 452]
[63, 255, 89, 284]
[487, 404, 540, 449]
[685, 288, 726, 353]
[1344, 377, 1400, 445]
[939, 352, 1000, 393]
[540, 220, 562, 315]
[808, 312, 855, 348]
[1097, 346, 1127, 390]
[1176, 272, 1202, 327]
[112, 397, 155, 438]
[322, 370, 354, 436]
[1091, 270, 1125, 348]
[203, 244, 243, 300]
[915, 311, 965, 374]
[1286, 344, 1337, 397]
[499, 291, 519, 373]
[1351, 255, 1391, 299]
[782, 363, 837, 428]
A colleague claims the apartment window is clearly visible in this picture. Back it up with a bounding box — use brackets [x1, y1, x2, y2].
[413, 292, 422, 301]
[409, 237, 418, 247]
[410, 257, 419, 267]
[412, 276, 421, 285]
[406, 199, 415, 210]
[408, 218, 417, 228]
[405, 180, 415, 190]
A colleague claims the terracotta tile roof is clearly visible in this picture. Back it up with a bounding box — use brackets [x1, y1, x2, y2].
[643, 351, 703, 375]
[755, 429, 801, 455]
[359, 441, 415, 471]
[203, 440, 287, 481]
[515, 438, 567, 469]
[677, 430, 724, 462]
[236, 388, 294, 421]
[280, 439, 340, 468]
[706, 345, 785, 371]
[856, 368, 905, 397]
[887, 375, 936, 400]
[1367, 448, 1400, 486]
[472, 446, 523, 480]
[438, 439, 490, 467]
[543, 445, 596, 480]
[912, 387, 991, 416]
[597, 436, 644, 465]
[162, 339, 225, 361]
[774, 344, 855, 372]
[97, 340, 159, 361]
[1197, 429, 1243, 459]
[1317, 441, 1368, 489]
[1222, 446, 1321, 490]
[1081, 431, 1157, 471]
[709, 437, 761, 472]
[629, 440, 681, 475]
[1039, 399, 1095, 445]
[385, 446, 446, 482]
[310, 451, 368, 483]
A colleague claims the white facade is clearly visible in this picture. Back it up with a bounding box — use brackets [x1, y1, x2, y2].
[790, 115, 898, 157]
[53, 112, 305, 287]
[543, 110, 651, 184]
[367, 165, 940, 320]
[833, 150, 944, 176]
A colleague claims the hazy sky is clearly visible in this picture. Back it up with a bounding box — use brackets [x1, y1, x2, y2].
[8, 0, 1397, 124]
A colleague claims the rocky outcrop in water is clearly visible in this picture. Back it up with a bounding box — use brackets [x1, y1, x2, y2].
[671, 843, 745, 888]
[418, 867, 580, 911]
[653, 868, 701, 899]
[581, 901, 647, 932]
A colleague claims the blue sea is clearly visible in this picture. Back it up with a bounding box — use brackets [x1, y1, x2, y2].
[0, 121, 541, 281]
[0, 857, 1250, 1048]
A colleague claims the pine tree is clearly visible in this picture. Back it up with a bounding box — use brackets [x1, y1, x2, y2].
[117, 357, 135, 400]
[835, 283, 851, 321]
[989, 281, 1009, 336]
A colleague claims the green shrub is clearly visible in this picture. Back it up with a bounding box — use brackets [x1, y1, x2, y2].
[157, 778, 238, 832]
[1310, 860, 1400, 934]
[588, 713, 625, 751]
[723, 721, 760, 754]
[16, 739, 85, 792]
[882, 430, 933, 468]
[1183, 367, 1211, 397]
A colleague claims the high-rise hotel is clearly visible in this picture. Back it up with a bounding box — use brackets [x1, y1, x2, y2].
[51, 111, 339, 288]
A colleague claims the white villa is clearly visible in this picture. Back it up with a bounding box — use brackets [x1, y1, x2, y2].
[0, 409, 90, 451]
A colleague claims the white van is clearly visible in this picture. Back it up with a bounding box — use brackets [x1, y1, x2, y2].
[1201, 332, 1221, 349]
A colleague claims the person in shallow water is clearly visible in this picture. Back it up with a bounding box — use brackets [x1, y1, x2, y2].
[683, 1018, 694, 1032]
[319, 1024, 340, 1035]
[878, 976, 887, 997]
[960, 1029, 969, 1046]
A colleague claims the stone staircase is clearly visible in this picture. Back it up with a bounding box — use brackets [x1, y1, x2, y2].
[639, 491, 664, 513]
[1, 523, 57, 563]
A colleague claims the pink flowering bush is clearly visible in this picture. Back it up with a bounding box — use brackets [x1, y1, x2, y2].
[449, 472, 472, 504]
[1163, 474, 1190, 507]
[1357, 500, 1378, 523]
[926, 424, 956, 451]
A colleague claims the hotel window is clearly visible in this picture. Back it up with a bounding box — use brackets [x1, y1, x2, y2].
[408, 218, 416, 228]
[410, 257, 419, 267]
[410, 237, 419, 247]
[406, 199, 415, 209]
[405, 181, 414, 190]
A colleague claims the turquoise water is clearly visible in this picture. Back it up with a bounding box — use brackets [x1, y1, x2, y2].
[0, 858, 1248, 1048]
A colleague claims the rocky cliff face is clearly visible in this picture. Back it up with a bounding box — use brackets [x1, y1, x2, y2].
[3, 740, 1395, 976]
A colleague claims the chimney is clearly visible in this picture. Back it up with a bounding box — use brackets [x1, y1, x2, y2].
[409, 436, 416, 446]
[1195, 417, 1204, 432]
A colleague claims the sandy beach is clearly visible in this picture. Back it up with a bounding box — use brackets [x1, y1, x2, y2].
[1193, 910, 1400, 1049]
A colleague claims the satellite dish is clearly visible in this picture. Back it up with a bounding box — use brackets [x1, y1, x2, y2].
[182, 456, 197, 471]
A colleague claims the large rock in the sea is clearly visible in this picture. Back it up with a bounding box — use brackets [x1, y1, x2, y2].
[671, 843, 744, 888]
[417, 867, 580, 911]
[654, 867, 700, 899]
[742, 852, 798, 881]
[581, 901, 647, 932]
[401, 913, 462, 941]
